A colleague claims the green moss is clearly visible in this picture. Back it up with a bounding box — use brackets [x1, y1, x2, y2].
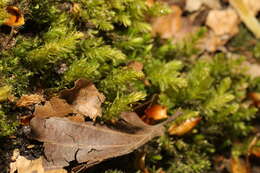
[27, 31, 84, 68]
[0, 55, 33, 96]
[145, 60, 187, 92]
[0, 86, 11, 102]
[0, 3, 8, 25]
[100, 68, 144, 98]
[80, 38, 126, 65]
[64, 59, 100, 82]
[229, 25, 254, 51]
[0, 108, 17, 137]
[104, 91, 146, 120]
[170, 110, 200, 125]
[0, 0, 259, 172]
[253, 42, 260, 59]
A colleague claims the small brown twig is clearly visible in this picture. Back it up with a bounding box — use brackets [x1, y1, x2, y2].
[1, 26, 16, 50]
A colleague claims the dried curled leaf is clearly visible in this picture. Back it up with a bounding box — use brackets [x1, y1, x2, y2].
[60, 79, 105, 120]
[3, 6, 25, 27]
[67, 114, 85, 123]
[30, 111, 181, 170]
[198, 31, 229, 52]
[33, 79, 105, 120]
[34, 97, 73, 118]
[168, 117, 201, 136]
[199, 8, 240, 52]
[206, 8, 240, 36]
[10, 150, 67, 173]
[242, 61, 260, 78]
[151, 5, 196, 41]
[185, 0, 221, 12]
[16, 94, 45, 107]
[230, 0, 260, 38]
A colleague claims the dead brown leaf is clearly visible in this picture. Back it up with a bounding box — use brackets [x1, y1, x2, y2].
[10, 150, 67, 173]
[243, 61, 260, 78]
[30, 111, 181, 170]
[16, 94, 45, 107]
[199, 8, 240, 52]
[185, 0, 221, 12]
[67, 114, 85, 123]
[10, 156, 44, 173]
[34, 97, 73, 118]
[60, 79, 105, 120]
[185, 0, 204, 12]
[151, 5, 197, 41]
[198, 31, 229, 52]
[33, 79, 105, 120]
[206, 8, 240, 36]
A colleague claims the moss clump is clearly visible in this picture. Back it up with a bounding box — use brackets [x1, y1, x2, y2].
[0, 86, 11, 102]
[0, 0, 9, 24]
[0, 0, 259, 172]
[0, 108, 17, 137]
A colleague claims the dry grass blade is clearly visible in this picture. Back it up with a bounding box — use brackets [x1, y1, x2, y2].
[229, 0, 260, 38]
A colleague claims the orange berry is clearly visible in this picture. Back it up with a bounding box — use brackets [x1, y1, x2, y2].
[145, 104, 168, 120]
[248, 92, 260, 108]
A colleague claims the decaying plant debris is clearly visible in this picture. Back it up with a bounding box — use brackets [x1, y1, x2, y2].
[60, 79, 105, 120]
[30, 80, 181, 170]
[33, 79, 105, 120]
[1, 0, 260, 173]
[30, 112, 180, 170]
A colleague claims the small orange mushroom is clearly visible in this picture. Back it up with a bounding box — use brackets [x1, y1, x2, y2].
[3, 6, 24, 27]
